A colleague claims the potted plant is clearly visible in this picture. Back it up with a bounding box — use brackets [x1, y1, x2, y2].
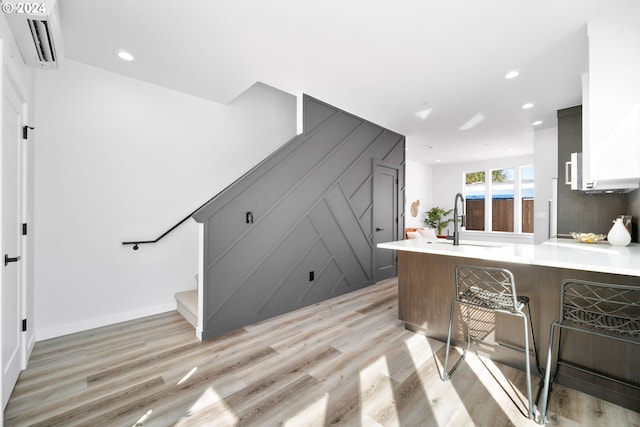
[425, 207, 454, 237]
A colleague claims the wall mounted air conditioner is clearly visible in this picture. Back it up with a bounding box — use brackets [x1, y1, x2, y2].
[4, 0, 64, 69]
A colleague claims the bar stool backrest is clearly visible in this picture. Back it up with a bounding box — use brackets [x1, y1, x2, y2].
[455, 265, 520, 313]
[559, 279, 640, 341]
[539, 279, 640, 423]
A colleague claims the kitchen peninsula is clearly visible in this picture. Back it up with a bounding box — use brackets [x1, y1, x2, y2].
[377, 238, 640, 410]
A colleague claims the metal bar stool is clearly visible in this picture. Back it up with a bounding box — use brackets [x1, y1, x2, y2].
[442, 265, 541, 420]
[539, 279, 640, 424]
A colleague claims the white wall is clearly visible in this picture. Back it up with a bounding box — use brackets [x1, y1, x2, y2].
[404, 159, 433, 228]
[431, 154, 534, 243]
[34, 60, 297, 340]
[533, 127, 558, 243]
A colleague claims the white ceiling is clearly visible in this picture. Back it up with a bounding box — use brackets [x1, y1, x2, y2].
[57, 0, 631, 165]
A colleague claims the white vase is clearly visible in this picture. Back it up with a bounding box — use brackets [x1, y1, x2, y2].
[607, 217, 631, 246]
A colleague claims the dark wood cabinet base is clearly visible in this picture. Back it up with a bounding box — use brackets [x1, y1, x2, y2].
[397, 251, 640, 411]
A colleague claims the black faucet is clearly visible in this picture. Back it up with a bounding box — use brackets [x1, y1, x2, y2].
[449, 193, 465, 246]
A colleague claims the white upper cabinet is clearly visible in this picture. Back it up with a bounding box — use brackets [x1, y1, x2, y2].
[583, 8, 640, 190]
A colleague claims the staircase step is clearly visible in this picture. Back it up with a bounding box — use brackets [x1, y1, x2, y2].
[175, 290, 197, 327]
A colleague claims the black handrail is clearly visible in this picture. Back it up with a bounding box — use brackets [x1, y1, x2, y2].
[122, 211, 195, 250]
[123, 134, 303, 250]
[122, 191, 222, 250]
[123, 164, 253, 250]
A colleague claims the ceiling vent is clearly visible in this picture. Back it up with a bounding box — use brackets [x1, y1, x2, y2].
[4, 0, 64, 69]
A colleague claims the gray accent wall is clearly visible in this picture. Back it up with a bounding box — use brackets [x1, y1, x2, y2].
[193, 95, 405, 339]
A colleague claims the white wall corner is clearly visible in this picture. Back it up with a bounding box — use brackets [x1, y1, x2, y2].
[533, 127, 558, 243]
[296, 93, 304, 135]
[196, 223, 205, 341]
[405, 159, 433, 228]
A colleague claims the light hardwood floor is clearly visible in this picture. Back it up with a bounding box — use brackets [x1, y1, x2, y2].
[5, 278, 639, 426]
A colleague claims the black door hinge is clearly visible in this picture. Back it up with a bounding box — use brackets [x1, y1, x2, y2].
[22, 319, 27, 332]
[22, 223, 27, 236]
[23, 126, 35, 140]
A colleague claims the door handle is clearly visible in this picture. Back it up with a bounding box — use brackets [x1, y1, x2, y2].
[4, 254, 20, 267]
[375, 227, 384, 232]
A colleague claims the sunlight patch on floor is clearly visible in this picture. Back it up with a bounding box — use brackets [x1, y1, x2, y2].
[465, 354, 538, 426]
[359, 356, 399, 426]
[361, 355, 391, 378]
[283, 393, 329, 427]
[403, 334, 433, 373]
[188, 386, 238, 425]
[433, 346, 473, 426]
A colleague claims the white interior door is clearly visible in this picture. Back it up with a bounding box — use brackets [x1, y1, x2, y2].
[2, 72, 24, 409]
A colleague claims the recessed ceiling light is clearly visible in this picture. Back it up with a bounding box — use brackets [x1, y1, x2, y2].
[435, 159, 441, 162]
[505, 70, 520, 79]
[522, 102, 534, 109]
[117, 50, 135, 61]
[532, 120, 543, 126]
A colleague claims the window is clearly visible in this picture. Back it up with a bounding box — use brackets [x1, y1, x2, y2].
[463, 165, 534, 234]
[521, 165, 535, 233]
[491, 168, 514, 232]
[464, 171, 485, 231]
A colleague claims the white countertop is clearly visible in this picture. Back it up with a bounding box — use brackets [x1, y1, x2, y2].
[377, 238, 640, 277]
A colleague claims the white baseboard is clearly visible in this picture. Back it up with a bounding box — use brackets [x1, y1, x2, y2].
[23, 332, 37, 369]
[35, 302, 177, 341]
[27, 333, 36, 356]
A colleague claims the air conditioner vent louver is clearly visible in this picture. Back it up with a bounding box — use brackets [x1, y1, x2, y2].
[4, 0, 63, 69]
[27, 19, 56, 63]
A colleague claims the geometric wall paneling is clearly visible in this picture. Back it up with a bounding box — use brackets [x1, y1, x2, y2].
[193, 95, 405, 339]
